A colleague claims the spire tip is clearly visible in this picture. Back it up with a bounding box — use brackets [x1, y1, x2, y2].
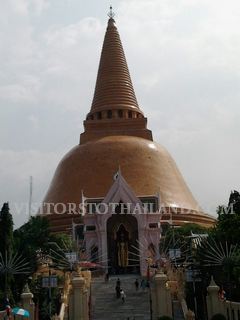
[108, 5, 115, 19]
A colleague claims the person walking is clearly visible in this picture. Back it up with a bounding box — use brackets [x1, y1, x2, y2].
[140, 279, 146, 291]
[105, 272, 109, 282]
[134, 279, 139, 291]
[120, 289, 126, 303]
[117, 278, 121, 287]
[115, 278, 121, 298]
[115, 284, 121, 298]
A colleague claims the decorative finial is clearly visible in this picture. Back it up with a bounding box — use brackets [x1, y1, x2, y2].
[108, 5, 115, 19]
[23, 283, 31, 293]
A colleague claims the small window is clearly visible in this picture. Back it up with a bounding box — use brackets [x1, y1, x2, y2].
[149, 223, 158, 229]
[86, 225, 96, 231]
[75, 224, 84, 240]
[107, 110, 112, 119]
[97, 112, 102, 119]
[118, 110, 123, 118]
[128, 111, 132, 118]
[140, 197, 158, 212]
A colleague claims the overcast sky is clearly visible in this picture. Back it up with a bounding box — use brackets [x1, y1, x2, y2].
[0, 0, 240, 228]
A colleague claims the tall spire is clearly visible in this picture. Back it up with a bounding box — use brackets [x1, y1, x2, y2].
[81, 10, 153, 144]
[87, 9, 143, 120]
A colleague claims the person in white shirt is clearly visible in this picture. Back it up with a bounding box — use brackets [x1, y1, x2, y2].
[120, 289, 126, 303]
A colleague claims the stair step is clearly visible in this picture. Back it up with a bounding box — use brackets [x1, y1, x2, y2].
[91, 275, 150, 320]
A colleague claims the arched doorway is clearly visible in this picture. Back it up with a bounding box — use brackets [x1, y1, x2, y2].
[107, 213, 139, 274]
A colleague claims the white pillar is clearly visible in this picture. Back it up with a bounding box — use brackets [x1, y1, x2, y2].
[21, 284, 35, 320]
[72, 275, 89, 320]
[152, 271, 172, 319]
[207, 277, 225, 319]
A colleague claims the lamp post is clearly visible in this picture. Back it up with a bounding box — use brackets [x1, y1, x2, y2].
[39, 253, 57, 319]
[42, 269, 58, 318]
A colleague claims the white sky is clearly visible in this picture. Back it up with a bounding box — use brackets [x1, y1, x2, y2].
[0, 0, 240, 228]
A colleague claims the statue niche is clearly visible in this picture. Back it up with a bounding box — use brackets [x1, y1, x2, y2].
[116, 224, 129, 268]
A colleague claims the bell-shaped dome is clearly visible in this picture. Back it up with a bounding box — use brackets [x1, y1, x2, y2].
[45, 136, 198, 207]
[41, 15, 215, 232]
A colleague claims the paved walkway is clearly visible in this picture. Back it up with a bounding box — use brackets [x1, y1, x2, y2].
[91, 275, 151, 320]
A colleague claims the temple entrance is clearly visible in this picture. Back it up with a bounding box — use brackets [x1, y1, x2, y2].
[107, 213, 139, 274]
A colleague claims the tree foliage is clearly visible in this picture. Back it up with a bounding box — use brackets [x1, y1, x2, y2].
[14, 215, 51, 270]
[228, 190, 240, 214]
[0, 208, 71, 309]
[12, 214, 72, 312]
[0, 203, 14, 256]
[196, 190, 240, 301]
[0, 203, 14, 298]
[211, 191, 240, 245]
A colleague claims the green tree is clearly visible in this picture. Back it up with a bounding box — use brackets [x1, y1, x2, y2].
[228, 190, 240, 214]
[12, 216, 51, 302]
[212, 191, 240, 245]
[0, 203, 14, 256]
[13, 216, 72, 309]
[0, 202, 14, 298]
[196, 190, 240, 301]
[14, 216, 51, 269]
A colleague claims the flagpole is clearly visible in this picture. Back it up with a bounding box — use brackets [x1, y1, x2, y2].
[28, 176, 33, 219]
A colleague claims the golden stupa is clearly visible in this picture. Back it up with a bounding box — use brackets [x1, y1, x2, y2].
[42, 15, 215, 233]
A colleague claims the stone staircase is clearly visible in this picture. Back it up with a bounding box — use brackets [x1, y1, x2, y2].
[91, 275, 151, 320]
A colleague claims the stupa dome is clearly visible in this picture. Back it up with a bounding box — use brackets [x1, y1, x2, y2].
[41, 14, 215, 232]
[43, 135, 214, 231]
[45, 136, 196, 207]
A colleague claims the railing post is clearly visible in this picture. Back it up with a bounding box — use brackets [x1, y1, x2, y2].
[207, 276, 225, 319]
[151, 270, 172, 319]
[21, 284, 35, 320]
[72, 273, 89, 320]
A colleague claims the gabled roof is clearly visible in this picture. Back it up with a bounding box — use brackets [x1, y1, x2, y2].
[100, 169, 144, 213]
